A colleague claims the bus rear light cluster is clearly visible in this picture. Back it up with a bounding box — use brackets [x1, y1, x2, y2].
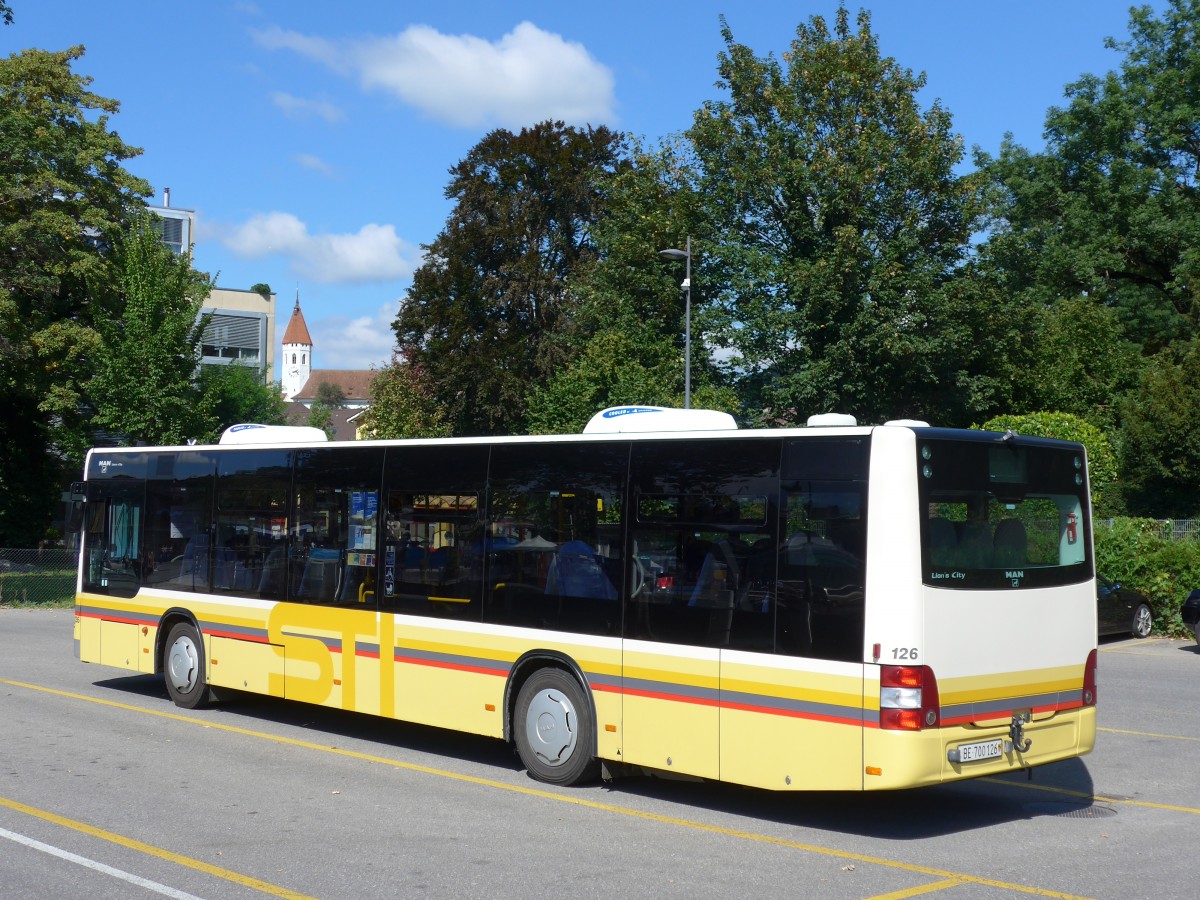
[1082, 649, 1097, 706]
[880, 665, 940, 731]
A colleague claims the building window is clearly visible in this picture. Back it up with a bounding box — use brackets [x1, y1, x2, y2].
[200, 312, 266, 372]
[292, 354, 297, 364]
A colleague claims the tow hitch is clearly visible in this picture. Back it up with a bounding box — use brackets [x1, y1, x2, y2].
[1007, 710, 1032, 754]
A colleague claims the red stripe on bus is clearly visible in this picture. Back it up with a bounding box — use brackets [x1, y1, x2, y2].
[939, 700, 1080, 727]
[393, 654, 508, 677]
[202, 629, 271, 643]
[76, 610, 148, 627]
[719, 700, 863, 727]
[617, 686, 720, 707]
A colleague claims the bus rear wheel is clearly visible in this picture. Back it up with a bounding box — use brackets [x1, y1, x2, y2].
[514, 669, 599, 786]
[163, 622, 215, 709]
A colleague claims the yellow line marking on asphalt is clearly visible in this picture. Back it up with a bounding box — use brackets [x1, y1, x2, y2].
[1098, 638, 1178, 654]
[0, 796, 315, 900]
[981, 777, 1200, 815]
[863, 879, 967, 899]
[2, 678, 1093, 900]
[1098, 726, 1200, 743]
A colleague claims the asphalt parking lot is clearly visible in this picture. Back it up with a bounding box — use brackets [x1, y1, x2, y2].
[2, 608, 1197, 900]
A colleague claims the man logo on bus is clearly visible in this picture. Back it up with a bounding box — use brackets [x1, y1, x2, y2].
[1007, 570, 1024, 587]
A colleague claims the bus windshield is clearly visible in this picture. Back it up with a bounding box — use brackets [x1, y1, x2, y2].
[917, 435, 1091, 590]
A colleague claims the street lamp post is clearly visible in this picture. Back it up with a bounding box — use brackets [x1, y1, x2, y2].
[658, 236, 691, 409]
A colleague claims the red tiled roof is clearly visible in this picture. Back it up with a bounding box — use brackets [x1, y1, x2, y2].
[282, 299, 313, 346]
[291, 369, 376, 403]
[284, 404, 361, 442]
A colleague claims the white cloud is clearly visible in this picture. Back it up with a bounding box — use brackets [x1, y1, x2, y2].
[314, 300, 400, 370]
[253, 25, 343, 69]
[217, 212, 417, 284]
[293, 153, 337, 177]
[253, 21, 616, 129]
[270, 91, 344, 123]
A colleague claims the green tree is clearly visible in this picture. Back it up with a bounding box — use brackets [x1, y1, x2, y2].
[306, 380, 347, 439]
[977, 0, 1200, 353]
[979, 411, 1120, 516]
[520, 136, 740, 431]
[1118, 343, 1200, 517]
[197, 363, 287, 441]
[313, 381, 347, 409]
[1021, 296, 1144, 431]
[525, 330, 724, 435]
[679, 10, 992, 426]
[358, 354, 450, 439]
[394, 120, 628, 435]
[306, 403, 334, 440]
[89, 214, 213, 445]
[0, 46, 150, 544]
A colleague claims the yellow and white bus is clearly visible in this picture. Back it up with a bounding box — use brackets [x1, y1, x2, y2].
[74, 408, 1097, 790]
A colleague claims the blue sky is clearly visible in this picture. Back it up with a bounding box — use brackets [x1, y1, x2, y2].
[3, 1, 1166, 377]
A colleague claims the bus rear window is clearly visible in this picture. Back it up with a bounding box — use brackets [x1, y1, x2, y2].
[918, 437, 1092, 589]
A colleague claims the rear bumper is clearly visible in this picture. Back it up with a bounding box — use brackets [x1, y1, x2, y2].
[862, 706, 1096, 790]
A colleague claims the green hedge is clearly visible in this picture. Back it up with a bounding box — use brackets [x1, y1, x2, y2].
[1094, 518, 1200, 637]
[0, 570, 75, 607]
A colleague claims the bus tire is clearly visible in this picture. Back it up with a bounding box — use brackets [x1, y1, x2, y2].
[514, 668, 599, 786]
[163, 622, 214, 710]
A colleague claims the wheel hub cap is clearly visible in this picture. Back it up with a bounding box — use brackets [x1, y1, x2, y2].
[524, 689, 577, 767]
[167, 636, 198, 693]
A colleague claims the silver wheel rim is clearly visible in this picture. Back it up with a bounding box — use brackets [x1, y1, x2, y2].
[524, 688, 578, 768]
[166, 634, 199, 694]
[1134, 606, 1152, 638]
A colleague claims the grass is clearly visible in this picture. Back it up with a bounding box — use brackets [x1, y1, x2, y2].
[0, 570, 76, 607]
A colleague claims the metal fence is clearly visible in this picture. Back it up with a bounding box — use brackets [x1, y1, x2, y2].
[0, 548, 76, 606]
[1096, 519, 1200, 541]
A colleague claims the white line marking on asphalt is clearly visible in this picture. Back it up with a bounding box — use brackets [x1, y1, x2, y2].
[0, 825, 206, 900]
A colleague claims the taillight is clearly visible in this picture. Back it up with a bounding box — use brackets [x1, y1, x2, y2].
[880, 665, 940, 731]
[1082, 649, 1097, 706]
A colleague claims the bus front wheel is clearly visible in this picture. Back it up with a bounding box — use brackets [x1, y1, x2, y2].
[514, 669, 599, 786]
[163, 622, 215, 710]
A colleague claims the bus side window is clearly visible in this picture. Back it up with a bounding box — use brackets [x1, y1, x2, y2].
[777, 486, 866, 662]
[291, 447, 386, 607]
[484, 442, 627, 636]
[381, 445, 490, 620]
[627, 439, 780, 650]
[144, 452, 216, 594]
[214, 449, 292, 602]
[384, 491, 483, 617]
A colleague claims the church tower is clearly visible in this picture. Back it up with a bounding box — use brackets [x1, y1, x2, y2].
[281, 291, 313, 401]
